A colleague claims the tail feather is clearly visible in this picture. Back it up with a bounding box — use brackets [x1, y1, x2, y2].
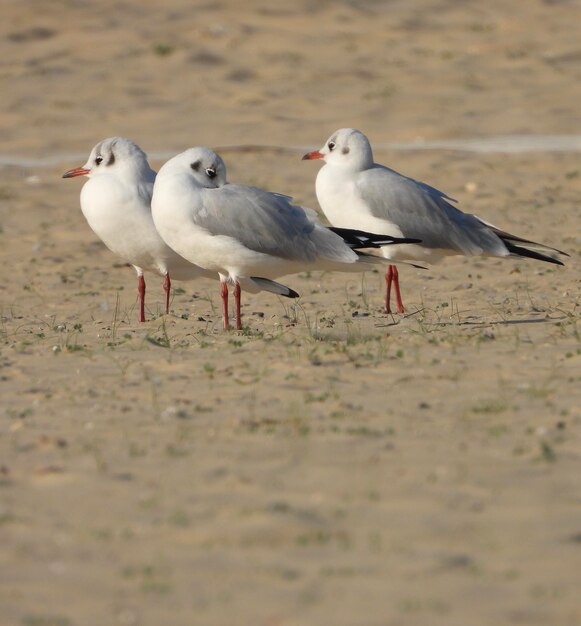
[248, 276, 300, 298]
[328, 227, 422, 249]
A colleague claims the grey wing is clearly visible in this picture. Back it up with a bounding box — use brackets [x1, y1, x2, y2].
[270, 191, 320, 221]
[193, 184, 323, 262]
[412, 177, 457, 204]
[358, 166, 506, 256]
[137, 179, 154, 206]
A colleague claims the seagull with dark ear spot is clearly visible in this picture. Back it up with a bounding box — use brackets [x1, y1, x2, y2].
[303, 128, 567, 314]
[62, 137, 215, 322]
[151, 146, 420, 331]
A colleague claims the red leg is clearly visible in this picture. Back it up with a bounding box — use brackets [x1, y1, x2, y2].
[384, 265, 393, 314]
[221, 280, 229, 330]
[392, 265, 405, 314]
[234, 281, 242, 330]
[137, 274, 146, 323]
[163, 273, 171, 314]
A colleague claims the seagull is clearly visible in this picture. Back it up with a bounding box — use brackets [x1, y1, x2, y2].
[303, 128, 567, 314]
[151, 146, 420, 330]
[62, 137, 216, 322]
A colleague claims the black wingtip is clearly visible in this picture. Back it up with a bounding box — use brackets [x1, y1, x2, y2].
[358, 234, 423, 247]
[480, 219, 569, 258]
[328, 227, 422, 249]
[504, 241, 565, 266]
[396, 237, 423, 245]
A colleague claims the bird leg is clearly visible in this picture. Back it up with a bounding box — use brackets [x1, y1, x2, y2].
[384, 265, 394, 314]
[137, 274, 146, 323]
[234, 281, 242, 330]
[163, 273, 171, 314]
[385, 265, 405, 314]
[221, 279, 229, 330]
[392, 265, 405, 314]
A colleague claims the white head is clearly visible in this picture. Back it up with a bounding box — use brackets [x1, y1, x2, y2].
[62, 137, 153, 181]
[157, 147, 227, 188]
[302, 128, 374, 171]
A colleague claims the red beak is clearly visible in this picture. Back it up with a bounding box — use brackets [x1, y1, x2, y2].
[62, 166, 90, 179]
[302, 150, 324, 161]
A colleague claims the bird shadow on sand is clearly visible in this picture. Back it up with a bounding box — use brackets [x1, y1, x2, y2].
[375, 307, 566, 329]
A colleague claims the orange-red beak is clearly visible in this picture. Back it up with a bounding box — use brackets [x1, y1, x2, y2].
[62, 166, 90, 179]
[302, 150, 324, 160]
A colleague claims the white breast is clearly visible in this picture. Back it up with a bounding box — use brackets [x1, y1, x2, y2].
[315, 165, 401, 234]
[82, 175, 205, 280]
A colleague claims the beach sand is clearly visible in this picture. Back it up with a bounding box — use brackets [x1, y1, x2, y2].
[1, 1, 580, 624]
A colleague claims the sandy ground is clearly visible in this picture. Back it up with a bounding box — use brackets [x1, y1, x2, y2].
[1, 1, 581, 625]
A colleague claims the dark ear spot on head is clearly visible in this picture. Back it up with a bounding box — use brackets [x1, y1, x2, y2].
[190, 160, 201, 171]
[106, 152, 115, 166]
[341, 147, 350, 155]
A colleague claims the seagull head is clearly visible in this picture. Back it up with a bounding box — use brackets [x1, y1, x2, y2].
[159, 147, 227, 189]
[302, 128, 374, 171]
[62, 137, 152, 180]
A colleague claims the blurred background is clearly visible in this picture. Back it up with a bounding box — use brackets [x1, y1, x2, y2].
[2, 0, 581, 158]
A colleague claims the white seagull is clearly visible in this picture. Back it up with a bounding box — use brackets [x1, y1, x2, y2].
[303, 128, 567, 314]
[151, 147, 420, 330]
[62, 137, 214, 322]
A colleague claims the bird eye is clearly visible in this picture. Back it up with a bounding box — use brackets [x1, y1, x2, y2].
[205, 167, 217, 179]
[95, 155, 103, 165]
[328, 141, 336, 151]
